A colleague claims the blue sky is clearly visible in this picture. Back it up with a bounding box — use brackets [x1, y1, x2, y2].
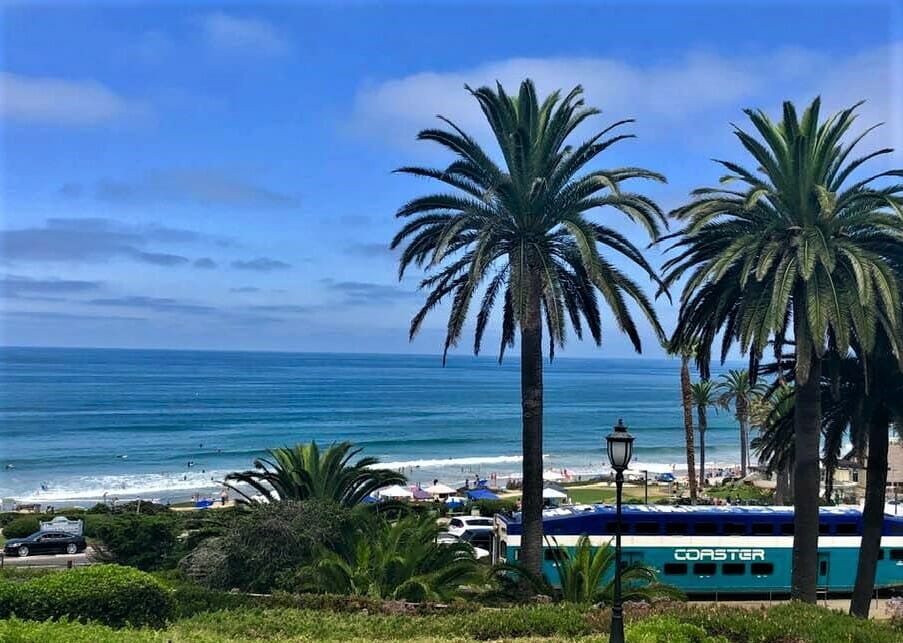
[2, 0, 902, 358]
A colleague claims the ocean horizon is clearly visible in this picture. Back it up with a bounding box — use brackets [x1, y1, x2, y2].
[0, 346, 745, 504]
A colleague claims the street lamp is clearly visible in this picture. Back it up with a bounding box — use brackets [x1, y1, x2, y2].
[606, 418, 634, 643]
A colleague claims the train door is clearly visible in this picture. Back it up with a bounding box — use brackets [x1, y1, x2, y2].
[817, 552, 830, 588]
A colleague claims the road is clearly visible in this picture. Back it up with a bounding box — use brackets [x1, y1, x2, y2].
[1, 547, 93, 569]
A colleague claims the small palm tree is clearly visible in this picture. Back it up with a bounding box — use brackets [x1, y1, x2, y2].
[690, 380, 720, 487]
[551, 536, 683, 605]
[666, 340, 698, 502]
[294, 513, 481, 602]
[224, 441, 405, 507]
[391, 79, 666, 574]
[717, 369, 765, 477]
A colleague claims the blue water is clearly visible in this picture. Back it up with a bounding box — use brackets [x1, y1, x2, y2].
[0, 347, 742, 503]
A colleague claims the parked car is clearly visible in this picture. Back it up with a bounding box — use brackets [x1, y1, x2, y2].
[446, 516, 493, 537]
[3, 531, 86, 557]
[457, 528, 492, 559]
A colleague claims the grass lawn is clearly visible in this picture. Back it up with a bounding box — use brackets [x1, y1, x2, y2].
[1, 602, 900, 643]
[565, 485, 669, 505]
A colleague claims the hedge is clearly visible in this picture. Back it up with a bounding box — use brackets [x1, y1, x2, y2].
[0, 564, 174, 628]
[1, 516, 42, 539]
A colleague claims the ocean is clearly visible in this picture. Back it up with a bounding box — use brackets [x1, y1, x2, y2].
[0, 347, 743, 504]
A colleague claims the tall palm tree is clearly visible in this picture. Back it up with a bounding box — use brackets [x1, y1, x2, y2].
[224, 441, 406, 507]
[667, 341, 698, 501]
[664, 97, 903, 601]
[690, 379, 719, 488]
[391, 80, 666, 574]
[717, 369, 764, 477]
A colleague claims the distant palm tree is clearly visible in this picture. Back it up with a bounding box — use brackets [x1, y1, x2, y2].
[664, 97, 903, 601]
[717, 369, 764, 477]
[294, 513, 481, 602]
[666, 341, 698, 501]
[690, 380, 719, 487]
[391, 80, 666, 574]
[224, 441, 405, 507]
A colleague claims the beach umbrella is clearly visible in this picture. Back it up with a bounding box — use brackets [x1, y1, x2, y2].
[445, 496, 466, 506]
[377, 484, 413, 499]
[467, 488, 499, 501]
[425, 483, 456, 496]
[542, 487, 567, 499]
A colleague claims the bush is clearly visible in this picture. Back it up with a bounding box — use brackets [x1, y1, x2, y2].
[472, 499, 518, 517]
[1, 515, 41, 538]
[182, 500, 354, 592]
[627, 616, 728, 643]
[0, 564, 174, 628]
[90, 513, 180, 570]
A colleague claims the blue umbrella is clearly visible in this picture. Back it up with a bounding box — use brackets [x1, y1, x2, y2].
[467, 488, 499, 501]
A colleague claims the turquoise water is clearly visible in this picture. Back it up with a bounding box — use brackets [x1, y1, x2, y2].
[0, 347, 741, 503]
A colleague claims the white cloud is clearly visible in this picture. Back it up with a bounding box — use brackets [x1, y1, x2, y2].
[1, 72, 146, 126]
[350, 43, 903, 156]
[199, 12, 290, 57]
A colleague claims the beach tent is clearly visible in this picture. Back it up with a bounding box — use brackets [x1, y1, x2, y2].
[410, 487, 433, 500]
[445, 496, 467, 507]
[542, 487, 567, 499]
[360, 495, 380, 504]
[377, 484, 413, 499]
[543, 470, 565, 482]
[467, 488, 499, 501]
[425, 483, 456, 496]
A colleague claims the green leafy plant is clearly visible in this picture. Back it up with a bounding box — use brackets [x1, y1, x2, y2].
[0, 564, 173, 628]
[224, 441, 405, 506]
[1, 515, 41, 539]
[292, 512, 482, 601]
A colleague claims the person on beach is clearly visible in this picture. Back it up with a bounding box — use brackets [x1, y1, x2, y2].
[220, 489, 228, 506]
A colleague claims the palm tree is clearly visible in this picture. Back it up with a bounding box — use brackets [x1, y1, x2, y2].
[223, 441, 406, 507]
[294, 513, 481, 601]
[717, 369, 764, 477]
[690, 379, 719, 488]
[489, 536, 682, 605]
[664, 98, 903, 601]
[666, 341, 698, 502]
[391, 80, 666, 574]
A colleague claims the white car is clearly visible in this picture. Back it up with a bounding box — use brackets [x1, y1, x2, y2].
[446, 516, 494, 537]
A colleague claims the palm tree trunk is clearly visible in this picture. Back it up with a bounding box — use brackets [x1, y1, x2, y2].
[519, 282, 544, 577]
[775, 466, 791, 505]
[697, 405, 707, 490]
[737, 400, 749, 478]
[791, 344, 822, 602]
[850, 411, 889, 618]
[680, 356, 697, 502]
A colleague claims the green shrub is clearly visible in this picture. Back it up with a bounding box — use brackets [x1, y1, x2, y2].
[0, 564, 174, 628]
[90, 513, 180, 570]
[472, 499, 518, 516]
[627, 616, 729, 643]
[1, 515, 41, 538]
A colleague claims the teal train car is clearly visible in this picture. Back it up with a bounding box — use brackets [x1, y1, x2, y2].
[492, 505, 903, 594]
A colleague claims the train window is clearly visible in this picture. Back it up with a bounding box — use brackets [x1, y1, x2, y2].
[665, 522, 688, 535]
[499, 540, 507, 558]
[751, 523, 773, 535]
[889, 523, 903, 536]
[751, 563, 774, 576]
[695, 522, 717, 535]
[819, 560, 828, 575]
[605, 522, 620, 534]
[544, 548, 567, 562]
[722, 563, 745, 575]
[663, 563, 687, 575]
[890, 550, 903, 561]
[878, 549, 884, 560]
[635, 522, 660, 535]
[724, 522, 746, 536]
[819, 523, 830, 535]
[836, 523, 857, 535]
[779, 523, 794, 535]
[693, 563, 716, 575]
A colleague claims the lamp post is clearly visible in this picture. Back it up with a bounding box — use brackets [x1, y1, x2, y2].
[606, 418, 634, 643]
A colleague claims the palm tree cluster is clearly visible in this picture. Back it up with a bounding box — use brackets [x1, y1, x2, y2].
[393, 81, 903, 614]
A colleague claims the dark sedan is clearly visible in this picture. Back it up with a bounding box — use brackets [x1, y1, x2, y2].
[3, 531, 86, 557]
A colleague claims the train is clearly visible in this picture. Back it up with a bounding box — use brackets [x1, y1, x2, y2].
[492, 504, 903, 593]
